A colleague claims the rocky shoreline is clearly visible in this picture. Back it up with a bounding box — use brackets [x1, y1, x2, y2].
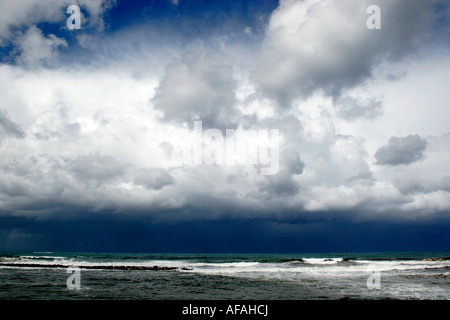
[423, 258, 447, 262]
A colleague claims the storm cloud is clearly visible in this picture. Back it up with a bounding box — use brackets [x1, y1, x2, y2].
[375, 135, 427, 166]
[0, 0, 449, 247]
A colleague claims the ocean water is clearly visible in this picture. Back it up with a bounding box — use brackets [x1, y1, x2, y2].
[0, 252, 449, 300]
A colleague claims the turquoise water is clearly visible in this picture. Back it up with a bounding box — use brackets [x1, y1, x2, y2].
[1, 251, 449, 299]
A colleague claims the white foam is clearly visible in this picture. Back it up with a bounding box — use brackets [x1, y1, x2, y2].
[176, 258, 450, 282]
[20, 255, 66, 260]
[303, 258, 343, 265]
[353, 259, 450, 272]
[2, 256, 449, 283]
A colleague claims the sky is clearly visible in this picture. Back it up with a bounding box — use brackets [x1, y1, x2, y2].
[0, 0, 450, 253]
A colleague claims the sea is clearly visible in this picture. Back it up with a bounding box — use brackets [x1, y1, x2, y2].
[0, 251, 449, 300]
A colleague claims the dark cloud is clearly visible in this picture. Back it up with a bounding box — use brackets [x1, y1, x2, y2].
[0, 154, 78, 207]
[334, 95, 383, 120]
[375, 135, 427, 166]
[0, 109, 25, 139]
[134, 167, 175, 190]
[393, 178, 426, 195]
[259, 149, 304, 196]
[152, 45, 238, 129]
[394, 176, 450, 195]
[281, 149, 305, 175]
[0, 175, 28, 197]
[439, 176, 450, 192]
[347, 170, 375, 185]
[1, 214, 450, 253]
[69, 153, 128, 183]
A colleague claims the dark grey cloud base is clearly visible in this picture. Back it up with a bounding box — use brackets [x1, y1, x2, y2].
[1, 213, 450, 253]
[375, 135, 427, 166]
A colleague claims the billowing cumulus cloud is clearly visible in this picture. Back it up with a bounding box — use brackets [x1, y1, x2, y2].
[152, 45, 238, 129]
[0, 0, 449, 230]
[70, 153, 128, 184]
[253, 0, 435, 107]
[375, 135, 427, 166]
[258, 149, 305, 197]
[134, 168, 175, 190]
[14, 26, 67, 67]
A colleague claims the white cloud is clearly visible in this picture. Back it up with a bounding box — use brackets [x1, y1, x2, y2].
[0, 108, 25, 139]
[152, 44, 238, 129]
[0, 0, 116, 69]
[0, 0, 449, 223]
[14, 26, 67, 68]
[253, 0, 435, 106]
[0, 0, 65, 43]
